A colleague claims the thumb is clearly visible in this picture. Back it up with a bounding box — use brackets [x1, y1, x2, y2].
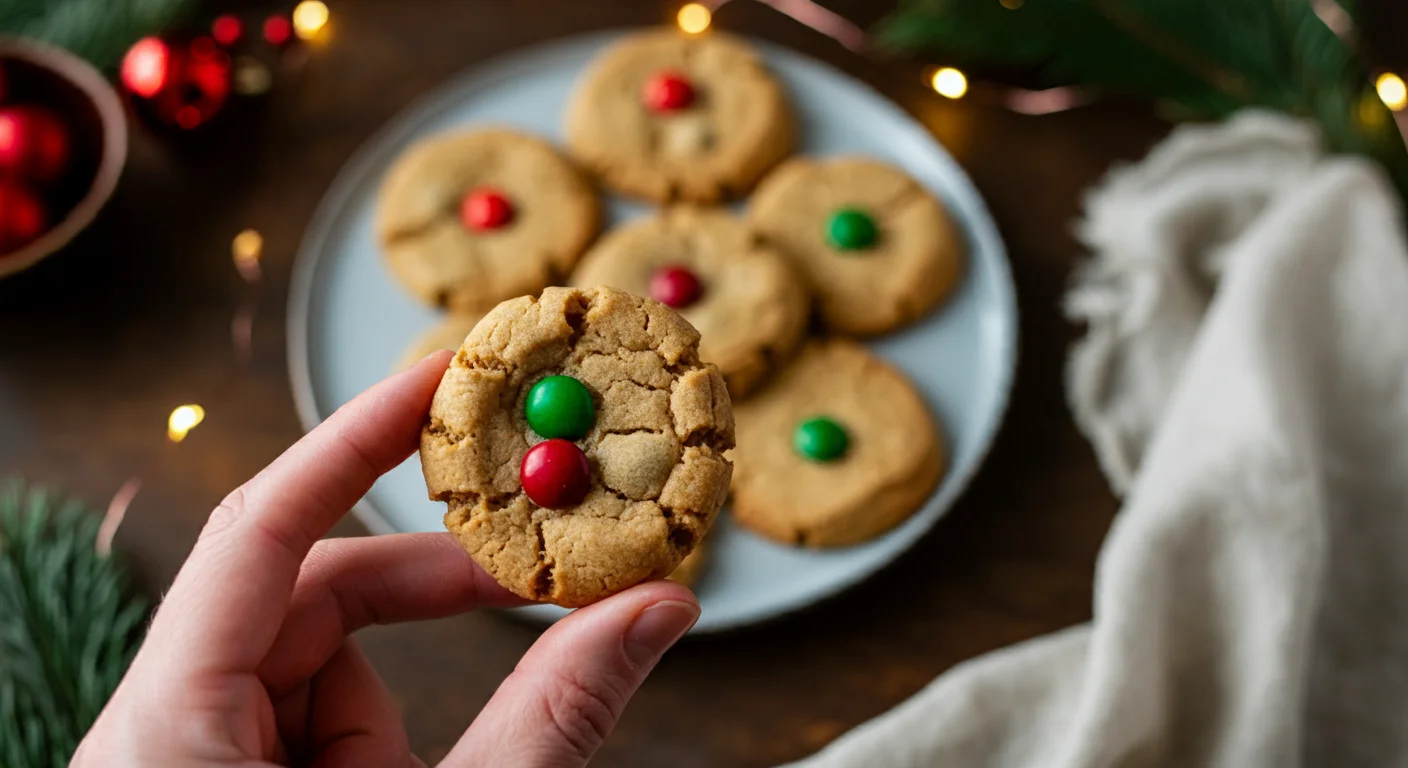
[442, 581, 699, 768]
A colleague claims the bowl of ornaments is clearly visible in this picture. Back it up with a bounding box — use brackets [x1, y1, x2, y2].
[0, 37, 127, 279]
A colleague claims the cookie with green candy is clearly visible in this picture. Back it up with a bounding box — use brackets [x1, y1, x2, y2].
[730, 339, 945, 547]
[421, 286, 735, 607]
[749, 156, 964, 336]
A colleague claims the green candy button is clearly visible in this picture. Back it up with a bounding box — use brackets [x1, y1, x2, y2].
[793, 416, 849, 462]
[825, 208, 879, 251]
[524, 376, 595, 440]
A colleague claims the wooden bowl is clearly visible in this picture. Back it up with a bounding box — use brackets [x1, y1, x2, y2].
[0, 37, 127, 279]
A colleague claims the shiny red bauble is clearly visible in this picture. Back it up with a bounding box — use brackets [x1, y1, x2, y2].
[520, 439, 591, 509]
[0, 181, 47, 254]
[0, 106, 69, 183]
[461, 188, 515, 231]
[121, 36, 233, 131]
[642, 72, 695, 112]
[649, 265, 704, 309]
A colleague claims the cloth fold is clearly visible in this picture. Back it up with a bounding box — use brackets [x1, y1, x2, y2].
[784, 111, 1408, 768]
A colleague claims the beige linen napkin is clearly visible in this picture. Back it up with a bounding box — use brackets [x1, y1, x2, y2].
[784, 111, 1408, 768]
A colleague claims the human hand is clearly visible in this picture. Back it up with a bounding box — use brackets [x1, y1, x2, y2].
[73, 351, 700, 767]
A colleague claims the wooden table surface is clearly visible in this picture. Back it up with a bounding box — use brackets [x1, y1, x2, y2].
[2, 2, 1401, 765]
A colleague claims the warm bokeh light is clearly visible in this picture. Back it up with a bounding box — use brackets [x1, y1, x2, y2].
[212, 15, 243, 46]
[1357, 90, 1388, 128]
[677, 3, 712, 34]
[263, 14, 293, 46]
[293, 0, 330, 40]
[232, 229, 263, 267]
[234, 57, 273, 96]
[1376, 73, 1407, 112]
[168, 405, 206, 443]
[931, 67, 968, 99]
[1000, 0, 1025, 8]
[121, 37, 169, 98]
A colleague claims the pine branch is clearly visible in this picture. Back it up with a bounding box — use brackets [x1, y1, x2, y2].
[0, 0, 198, 71]
[0, 479, 148, 768]
[877, 0, 1408, 203]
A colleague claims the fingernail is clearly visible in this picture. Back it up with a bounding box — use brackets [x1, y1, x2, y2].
[624, 600, 699, 667]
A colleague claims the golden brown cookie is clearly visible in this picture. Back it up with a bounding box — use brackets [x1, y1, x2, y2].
[666, 535, 709, 586]
[730, 340, 945, 547]
[749, 157, 964, 336]
[572, 207, 808, 398]
[422, 286, 735, 607]
[565, 30, 795, 203]
[377, 128, 599, 312]
[392, 313, 484, 373]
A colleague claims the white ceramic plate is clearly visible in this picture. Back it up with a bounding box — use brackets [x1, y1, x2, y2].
[289, 30, 1017, 634]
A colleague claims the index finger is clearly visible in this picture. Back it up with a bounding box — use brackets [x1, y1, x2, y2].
[147, 351, 453, 675]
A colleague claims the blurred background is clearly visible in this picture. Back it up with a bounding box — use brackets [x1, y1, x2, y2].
[1, 1, 1406, 765]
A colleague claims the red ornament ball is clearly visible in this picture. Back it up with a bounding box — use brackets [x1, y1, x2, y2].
[121, 36, 233, 131]
[520, 439, 592, 509]
[649, 265, 704, 309]
[461, 188, 514, 231]
[0, 181, 46, 254]
[0, 106, 70, 184]
[642, 71, 696, 112]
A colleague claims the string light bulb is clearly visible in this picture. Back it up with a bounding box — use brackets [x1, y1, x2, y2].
[232, 229, 263, 266]
[168, 405, 206, 443]
[1376, 73, 1407, 112]
[293, 0, 330, 40]
[677, 3, 712, 34]
[931, 67, 968, 99]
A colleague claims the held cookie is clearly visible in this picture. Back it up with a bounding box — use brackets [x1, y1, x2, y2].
[377, 128, 599, 312]
[666, 535, 709, 586]
[572, 207, 808, 398]
[392, 312, 484, 373]
[749, 157, 964, 335]
[565, 30, 795, 203]
[421, 286, 735, 607]
[731, 340, 945, 547]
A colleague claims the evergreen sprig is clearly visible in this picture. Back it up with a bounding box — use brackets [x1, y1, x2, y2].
[877, 0, 1408, 202]
[0, 480, 148, 768]
[0, 0, 197, 71]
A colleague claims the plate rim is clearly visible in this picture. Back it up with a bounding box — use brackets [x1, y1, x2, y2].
[287, 27, 1021, 633]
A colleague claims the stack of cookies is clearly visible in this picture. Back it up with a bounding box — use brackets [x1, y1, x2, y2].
[381, 29, 963, 606]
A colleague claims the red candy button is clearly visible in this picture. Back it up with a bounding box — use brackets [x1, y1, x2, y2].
[649, 265, 703, 309]
[520, 439, 591, 509]
[642, 72, 695, 112]
[461, 188, 514, 231]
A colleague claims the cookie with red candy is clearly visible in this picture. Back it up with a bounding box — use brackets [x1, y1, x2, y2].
[377, 129, 599, 312]
[565, 30, 795, 203]
[421, 286, 734, 607]
[572, 207, 808, 398]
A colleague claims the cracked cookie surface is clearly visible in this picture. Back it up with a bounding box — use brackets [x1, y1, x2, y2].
[377, 128, 599, 312]
[731, 340, 945, 547]
[565, 30, 794, 203]
[421, 286, 735, 607]
[571, 207, 808, 398]
[748, 157, 964, 335]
